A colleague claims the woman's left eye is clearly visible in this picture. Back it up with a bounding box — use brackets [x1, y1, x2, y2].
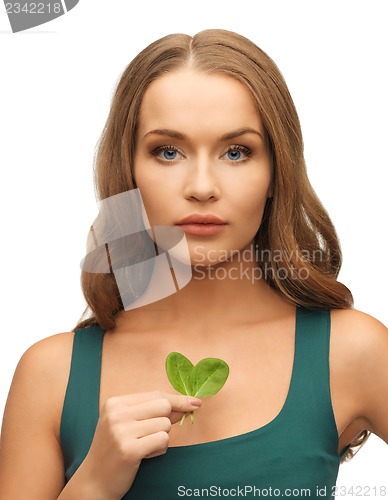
[224, 146, 251, 163]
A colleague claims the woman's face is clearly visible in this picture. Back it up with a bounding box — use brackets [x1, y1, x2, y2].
[133, 68, 272, 267]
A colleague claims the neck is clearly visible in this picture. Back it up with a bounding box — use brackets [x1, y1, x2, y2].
[113, 243, 287, 333]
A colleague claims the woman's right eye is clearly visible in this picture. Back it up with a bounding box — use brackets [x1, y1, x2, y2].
[150, 145, 184, 162]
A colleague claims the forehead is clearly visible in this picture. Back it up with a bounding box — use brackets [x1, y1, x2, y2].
[137, 69, 263, 138]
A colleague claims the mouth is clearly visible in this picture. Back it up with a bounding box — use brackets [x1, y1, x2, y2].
[175, 214, 228, 236]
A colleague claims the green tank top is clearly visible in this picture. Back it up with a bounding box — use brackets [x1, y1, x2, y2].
[60, 306, 350, 499]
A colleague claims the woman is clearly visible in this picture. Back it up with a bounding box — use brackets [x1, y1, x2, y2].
[0, 29, 387, 499]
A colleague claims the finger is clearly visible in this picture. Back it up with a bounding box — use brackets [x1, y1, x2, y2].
[131, 417, 172, 439]
[144, 449, 166, 459]
[126, 395, 201, 421]
[135, 431, 170, 460]
[168, 393, 202, 413]
[107, 391, 201, 411]
[124, 398, 171, 421]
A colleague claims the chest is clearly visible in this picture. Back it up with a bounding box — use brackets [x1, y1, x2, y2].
[99, 321, 296, 446]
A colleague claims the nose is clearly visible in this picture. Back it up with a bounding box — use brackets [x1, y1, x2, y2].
[183, 154, 221, 202]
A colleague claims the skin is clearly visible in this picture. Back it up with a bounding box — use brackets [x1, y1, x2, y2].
[0, 68, 387, 499]
[133, 68, 273, 268]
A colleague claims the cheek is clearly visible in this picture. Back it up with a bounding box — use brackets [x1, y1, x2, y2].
[235, 172, 271, 219]
[137, 185, 159, 218]
[134, 167, 157, 207]
[135, 174, 174, 225]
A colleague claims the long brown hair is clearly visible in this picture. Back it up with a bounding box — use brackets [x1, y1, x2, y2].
[74, 29, 369, 462]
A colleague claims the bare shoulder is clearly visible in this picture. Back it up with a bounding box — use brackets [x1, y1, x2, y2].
[330, 307, 388, 441]
[0, 330, 76, 497]
[15, 330, 75, 385]
[7, 330, 75, 437]
[330, 307, 387, 354]
[19, 329, 75, 369]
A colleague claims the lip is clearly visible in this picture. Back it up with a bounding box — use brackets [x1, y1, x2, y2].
[175, 214, 228, 236]
[176, 214, 227, 225]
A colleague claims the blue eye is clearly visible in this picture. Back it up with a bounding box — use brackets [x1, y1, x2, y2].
[162, 149, 178, 160]
[227, 150, 242, 161]
[151, 145, 182, 162]
[225, 146, 251, 163]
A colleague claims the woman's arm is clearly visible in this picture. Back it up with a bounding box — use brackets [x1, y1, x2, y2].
[333, 308, 388, 444]
[0, 332, 203, 499]
[0, 333, 74, 498]
[354, 311, 388, 444]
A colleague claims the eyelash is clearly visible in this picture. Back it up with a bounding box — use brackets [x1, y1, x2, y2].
[150, 145, 252, 164]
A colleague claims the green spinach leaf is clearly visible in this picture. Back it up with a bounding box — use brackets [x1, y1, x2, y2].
[165, 352, 229, 425]
[165, 352, 194, 396]
[190, 358, 229, 398]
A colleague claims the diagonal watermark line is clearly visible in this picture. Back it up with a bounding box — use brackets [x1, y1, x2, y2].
[59, 0, 68, 13]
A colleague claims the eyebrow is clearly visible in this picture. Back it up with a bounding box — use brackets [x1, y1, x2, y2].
[142, 128, 263, 142]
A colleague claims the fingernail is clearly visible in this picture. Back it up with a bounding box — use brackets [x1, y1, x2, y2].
[189, 397, 202, 407]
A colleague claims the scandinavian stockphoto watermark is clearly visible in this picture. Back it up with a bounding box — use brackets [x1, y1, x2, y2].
[3, 0, 79, 33]
[192, 261, 310, 283]
[191, 245, 324, 283]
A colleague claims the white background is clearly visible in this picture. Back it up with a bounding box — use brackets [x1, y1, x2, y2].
[0, 0, 387, 494]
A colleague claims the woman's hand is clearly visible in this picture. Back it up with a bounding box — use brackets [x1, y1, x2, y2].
[70, 391, 202, 499]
